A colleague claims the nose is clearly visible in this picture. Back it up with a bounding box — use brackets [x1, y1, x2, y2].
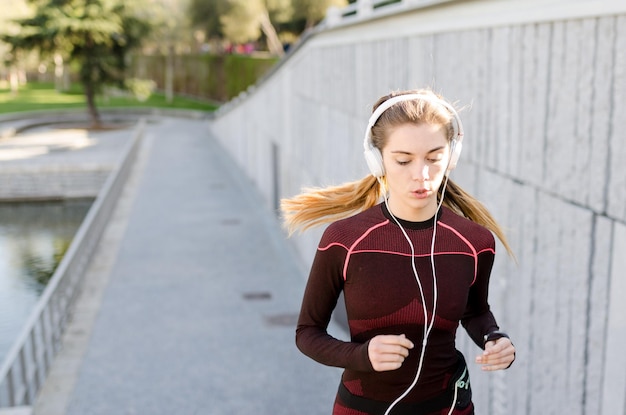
[412, 163, 429, 182]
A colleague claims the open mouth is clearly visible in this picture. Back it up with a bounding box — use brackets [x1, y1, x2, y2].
[412, 188, 429, 198]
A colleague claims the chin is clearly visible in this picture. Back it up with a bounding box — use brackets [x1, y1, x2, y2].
[408, 198, 438, 214]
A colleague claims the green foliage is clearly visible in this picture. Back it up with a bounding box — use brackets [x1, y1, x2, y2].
[268, 0, 294, 24]
[213, 0, 287, 55]
[0, 82, 86, 112]
[223, 54, 277, 99]
[123, 78, 157, 102]
[292, 0, 348, 27]
[0, 81, 218, 113]
[2, 0, 153, 123]
[129, 53, 278, 103]
[137, 0, 194, 54]
[187, 0, 349, 43]
[219, 0, 264, 44]
[188, 0, 344, 53]
[188, 0, 227, 39]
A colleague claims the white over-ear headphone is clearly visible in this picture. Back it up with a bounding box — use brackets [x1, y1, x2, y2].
[363, 93, 464, 178]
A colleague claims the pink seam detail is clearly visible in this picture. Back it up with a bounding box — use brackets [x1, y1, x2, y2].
[343, 220, 389, 280]
[318, 242, 349, 251]
[348, 249, 476, 259]
[438, 222, 479, 285]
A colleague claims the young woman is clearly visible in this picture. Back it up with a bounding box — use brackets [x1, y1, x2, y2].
[281, 89, 516, 415]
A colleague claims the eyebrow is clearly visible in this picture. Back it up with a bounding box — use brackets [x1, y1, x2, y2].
[390, 146, 446, 155]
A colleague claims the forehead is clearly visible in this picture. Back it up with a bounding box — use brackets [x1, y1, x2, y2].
[385, 123, 448, 151]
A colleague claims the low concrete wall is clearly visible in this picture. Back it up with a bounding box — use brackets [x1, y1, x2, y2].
[0, 167, 109, 201]
[209, 1, 626, 414]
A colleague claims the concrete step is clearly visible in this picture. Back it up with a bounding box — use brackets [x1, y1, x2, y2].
[0, 407, 33, 415]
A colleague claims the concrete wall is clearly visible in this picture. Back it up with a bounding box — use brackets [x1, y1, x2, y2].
[0, 168, 110, 201]
[209, 1, 626, 414]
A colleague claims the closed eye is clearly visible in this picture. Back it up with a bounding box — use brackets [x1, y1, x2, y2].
[427, 154, 445, 163]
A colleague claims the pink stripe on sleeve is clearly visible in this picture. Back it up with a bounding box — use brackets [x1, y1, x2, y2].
[342, 220, 389, 280]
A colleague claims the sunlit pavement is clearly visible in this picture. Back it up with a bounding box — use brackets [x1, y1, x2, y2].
[0, 123, 130, 165]
[29, 117, 343, 415]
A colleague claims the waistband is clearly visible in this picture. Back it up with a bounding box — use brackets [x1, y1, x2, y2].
[337, 351, 471, 415]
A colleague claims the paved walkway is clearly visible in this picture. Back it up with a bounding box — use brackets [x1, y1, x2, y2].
[29, 117, 344, 415]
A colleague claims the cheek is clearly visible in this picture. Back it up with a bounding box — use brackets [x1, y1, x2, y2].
[384, 165, 410, 183]
[430, 165, 447, 179]
[430, 170, 447, 188]
[428, 159, 449, 177]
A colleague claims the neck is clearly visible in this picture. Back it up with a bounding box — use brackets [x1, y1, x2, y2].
[385, 197, 438, 222]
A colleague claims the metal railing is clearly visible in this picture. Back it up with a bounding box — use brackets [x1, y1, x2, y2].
[323, 0, 458, 28]
[0, 119, 146, 408]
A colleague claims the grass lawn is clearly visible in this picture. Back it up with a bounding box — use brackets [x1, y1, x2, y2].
[0, 82, 219, 115]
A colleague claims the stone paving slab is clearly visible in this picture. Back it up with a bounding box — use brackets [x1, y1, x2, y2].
[0, 127, 130, 169]
[32, 117, 344, 415]
[0, 122, 138, 201]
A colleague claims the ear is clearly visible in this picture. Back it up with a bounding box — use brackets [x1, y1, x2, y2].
[447, 139, 463, 172]
[364, 146, 385, 178]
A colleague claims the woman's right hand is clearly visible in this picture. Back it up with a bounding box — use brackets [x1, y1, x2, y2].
[368, 334, 415, 371]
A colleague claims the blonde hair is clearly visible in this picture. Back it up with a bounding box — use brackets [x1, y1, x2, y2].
[281, 89, 515, 257]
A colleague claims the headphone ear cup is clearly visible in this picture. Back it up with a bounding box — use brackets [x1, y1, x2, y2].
[364, 147, 385, 178]
[447, 139, 463, 171]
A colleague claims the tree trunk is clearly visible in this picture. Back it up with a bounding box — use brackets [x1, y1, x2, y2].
[258, 11, 284, 57]
[9, 66, 19, 97]
[54, 53, 64, 92]
[165, 44, 174, 104]
[84, 81, 101, 128]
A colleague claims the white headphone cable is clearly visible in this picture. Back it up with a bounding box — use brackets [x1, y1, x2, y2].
[379, 183, 441, 415]
[378, 147, 454, 415]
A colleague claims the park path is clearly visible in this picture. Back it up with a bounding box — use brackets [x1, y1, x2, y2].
[31, 117, 343, 415]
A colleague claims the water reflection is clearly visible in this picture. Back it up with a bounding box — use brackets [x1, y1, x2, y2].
[0, 200, 92, 363]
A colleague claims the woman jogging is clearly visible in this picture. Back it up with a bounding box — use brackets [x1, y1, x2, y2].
[281, 89, 516, 415]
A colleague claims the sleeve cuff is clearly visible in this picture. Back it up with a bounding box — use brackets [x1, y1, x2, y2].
[483, 330, 510, 346]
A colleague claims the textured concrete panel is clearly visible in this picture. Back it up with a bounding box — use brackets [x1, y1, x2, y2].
[601, 222, 626, 415]
[607, 16, 626, 221]
[527, 193, 593, 414]
[589, 17, 616, 213]
[519, 23, 551, 189]
[585, 215, 613, 415]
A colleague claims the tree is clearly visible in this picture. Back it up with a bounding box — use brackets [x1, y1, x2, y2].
[138, 0, 195, 54]
[187, 0, 351, 54]
[2, 0, 151, 127]
[188, 0, 226, 41]
[292, 0, 348, 29]
[220, 0, 288, 56]
[188, 0, 290, 56]
[0, 0, 32, 92]
[134, 0, 195, 103]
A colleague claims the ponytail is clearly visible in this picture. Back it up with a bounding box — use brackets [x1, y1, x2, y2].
[441, 179, 516, 259]
[281, 175, 381, 235]
[282, 175, 515, 259]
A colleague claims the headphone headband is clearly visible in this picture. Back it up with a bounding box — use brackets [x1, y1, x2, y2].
[363, 93, 464, 178]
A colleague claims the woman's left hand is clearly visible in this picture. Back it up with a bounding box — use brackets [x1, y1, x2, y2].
[475, 337, 515, 371]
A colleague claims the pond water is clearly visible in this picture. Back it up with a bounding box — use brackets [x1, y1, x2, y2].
[0, 199, 92, 364]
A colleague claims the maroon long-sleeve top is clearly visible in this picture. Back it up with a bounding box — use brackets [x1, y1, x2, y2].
[296, 203, 500, 405]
